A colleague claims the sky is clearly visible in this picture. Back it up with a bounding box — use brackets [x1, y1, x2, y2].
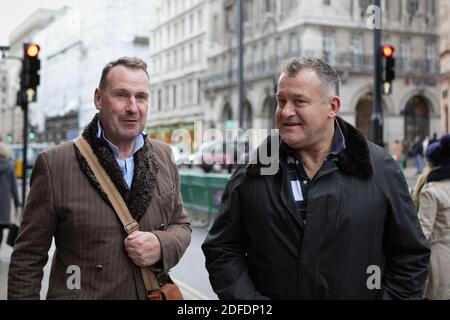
[0, 0, 75, 45]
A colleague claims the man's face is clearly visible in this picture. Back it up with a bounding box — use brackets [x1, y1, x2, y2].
[94, 65, 149, 146]
[275, 68, 338, 150]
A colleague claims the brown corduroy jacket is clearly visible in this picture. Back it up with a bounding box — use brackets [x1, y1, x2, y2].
[8, 122, 191, 300]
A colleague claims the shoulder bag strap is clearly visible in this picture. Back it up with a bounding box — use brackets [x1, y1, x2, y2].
[74, 136, 162, 298]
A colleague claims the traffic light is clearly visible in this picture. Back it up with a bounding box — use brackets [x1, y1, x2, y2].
[5, 133, 13, 143]
[382, 45, 395, 95]
[20, 43, 41, 95]
[28, 131, 36, 141]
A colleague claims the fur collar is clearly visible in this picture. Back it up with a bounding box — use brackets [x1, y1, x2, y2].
[74, 114, 159, 221]
[245, 117, 373, 179]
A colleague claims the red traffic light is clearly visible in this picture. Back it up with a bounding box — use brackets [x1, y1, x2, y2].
[382, 45, 394, 58]
[25, 44, 40, 58]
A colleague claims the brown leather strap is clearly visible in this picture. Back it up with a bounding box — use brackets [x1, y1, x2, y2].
[74, 136, 162, 296]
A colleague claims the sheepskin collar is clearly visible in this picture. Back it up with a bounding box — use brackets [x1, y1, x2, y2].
[245, 117, 373, 179]
[74, 114, 159, 221]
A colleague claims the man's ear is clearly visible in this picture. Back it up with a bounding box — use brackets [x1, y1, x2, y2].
[328, 96, 341, 118]
[94, 88, 101, 110]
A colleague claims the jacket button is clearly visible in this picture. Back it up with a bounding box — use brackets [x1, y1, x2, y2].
[95, 265, 104, 272]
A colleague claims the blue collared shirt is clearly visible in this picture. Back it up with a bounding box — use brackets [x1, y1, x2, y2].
[97, 121, 145, 189]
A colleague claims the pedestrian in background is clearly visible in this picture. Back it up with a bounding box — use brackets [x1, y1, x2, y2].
[0, 143, 19, 252]
[411, 135, 425, 175]
[391, 139, 406, 170]
[412, 134, 450, 300]
[202, 57, 429, 300]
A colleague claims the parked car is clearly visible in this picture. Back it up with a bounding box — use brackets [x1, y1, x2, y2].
[170, 144, 194, 168]
[195, 139, 249, 173]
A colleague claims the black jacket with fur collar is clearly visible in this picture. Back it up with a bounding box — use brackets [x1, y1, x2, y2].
[203, 117, 430, 300]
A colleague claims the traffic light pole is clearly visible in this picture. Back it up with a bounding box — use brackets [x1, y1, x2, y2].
[21, 97, 28, 208]
[372, 0, 384, 147]
[237, 0, 244, 129]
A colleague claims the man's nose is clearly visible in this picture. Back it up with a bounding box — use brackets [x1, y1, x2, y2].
[281, 101, 296, 118]
[126, 97, 139, 113]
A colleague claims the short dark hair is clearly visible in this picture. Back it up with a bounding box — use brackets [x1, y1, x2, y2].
[99, 57, 149, 89]
[282, 57, 340, 97]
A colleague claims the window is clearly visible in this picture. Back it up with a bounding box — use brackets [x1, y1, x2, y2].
[400, 39, 412, 72]
[174, 49, 178, 67]
[188, 79, 193, 104]
[165, 86, 170, 107]
[252, 45, 259, 74]
[158, 89, 162, 111]
[225, 3, 234, 32]
[407, 0, 420, 16]
[180, 47, 185, 66]
[180, 18, 185, 38]
[190, 14, 194, 33]
[173, 85, 177, 109]
[324, 0, 331, 5]
[351, 34, 364, 68]
[244, 0, 253, 22]
[212, 14, 219, 40]
[174, 22, 178, 40]
[426, 41, 437, 73]
[264, 0, 272, 12]
[443, 90, 448, 98]
[359, 0, 371, 18]
[289, 32, 299, 57]
[189, 43, 194, 62]
[197, 40, 202, 61]
[276, 37, 283, 63]
[428, 0, 436, 15]
[323, 32, 336, 65]
[198, 9, 203, 30]
[262, 41, 270, 71]
[197, 79, 201, 104]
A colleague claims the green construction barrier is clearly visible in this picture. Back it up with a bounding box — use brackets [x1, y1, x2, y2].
[179, 172, 230, 227]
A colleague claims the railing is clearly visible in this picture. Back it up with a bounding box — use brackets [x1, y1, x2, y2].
[179, 171, 230, 227]
[202, 51, 439, 91]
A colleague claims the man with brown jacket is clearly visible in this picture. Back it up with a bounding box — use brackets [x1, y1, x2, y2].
[8, 57, 191, 299]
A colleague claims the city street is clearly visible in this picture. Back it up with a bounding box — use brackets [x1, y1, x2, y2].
[0, 164, 420, 300]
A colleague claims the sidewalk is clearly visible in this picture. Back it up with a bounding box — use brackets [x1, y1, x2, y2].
[403, 166, 417, 179]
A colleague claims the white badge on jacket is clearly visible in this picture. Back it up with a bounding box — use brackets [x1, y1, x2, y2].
[291, 180, 304, 202]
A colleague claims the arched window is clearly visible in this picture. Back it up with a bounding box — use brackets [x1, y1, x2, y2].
[404, 96, 430, 143]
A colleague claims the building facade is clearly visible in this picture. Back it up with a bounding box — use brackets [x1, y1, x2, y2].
[147, 0, 210, 147]
[32, 0, 153, 143]
[0, 64, 9, 141]
[2, 1, 154, 144]
[439, 0, 450, 134]
[0, 9, 58, 143]
[202, 0, 440, 148]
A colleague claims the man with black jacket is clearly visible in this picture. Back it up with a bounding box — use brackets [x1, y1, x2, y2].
[202, 57, 430, 300]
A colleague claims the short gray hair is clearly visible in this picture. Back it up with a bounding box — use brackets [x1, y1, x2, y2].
[99, 57, 149, 89]
[282, 57, 340, 97]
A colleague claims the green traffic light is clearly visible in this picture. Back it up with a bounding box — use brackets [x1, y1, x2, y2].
[5, 134, 13, 142]
[28, 132, 36, 140]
